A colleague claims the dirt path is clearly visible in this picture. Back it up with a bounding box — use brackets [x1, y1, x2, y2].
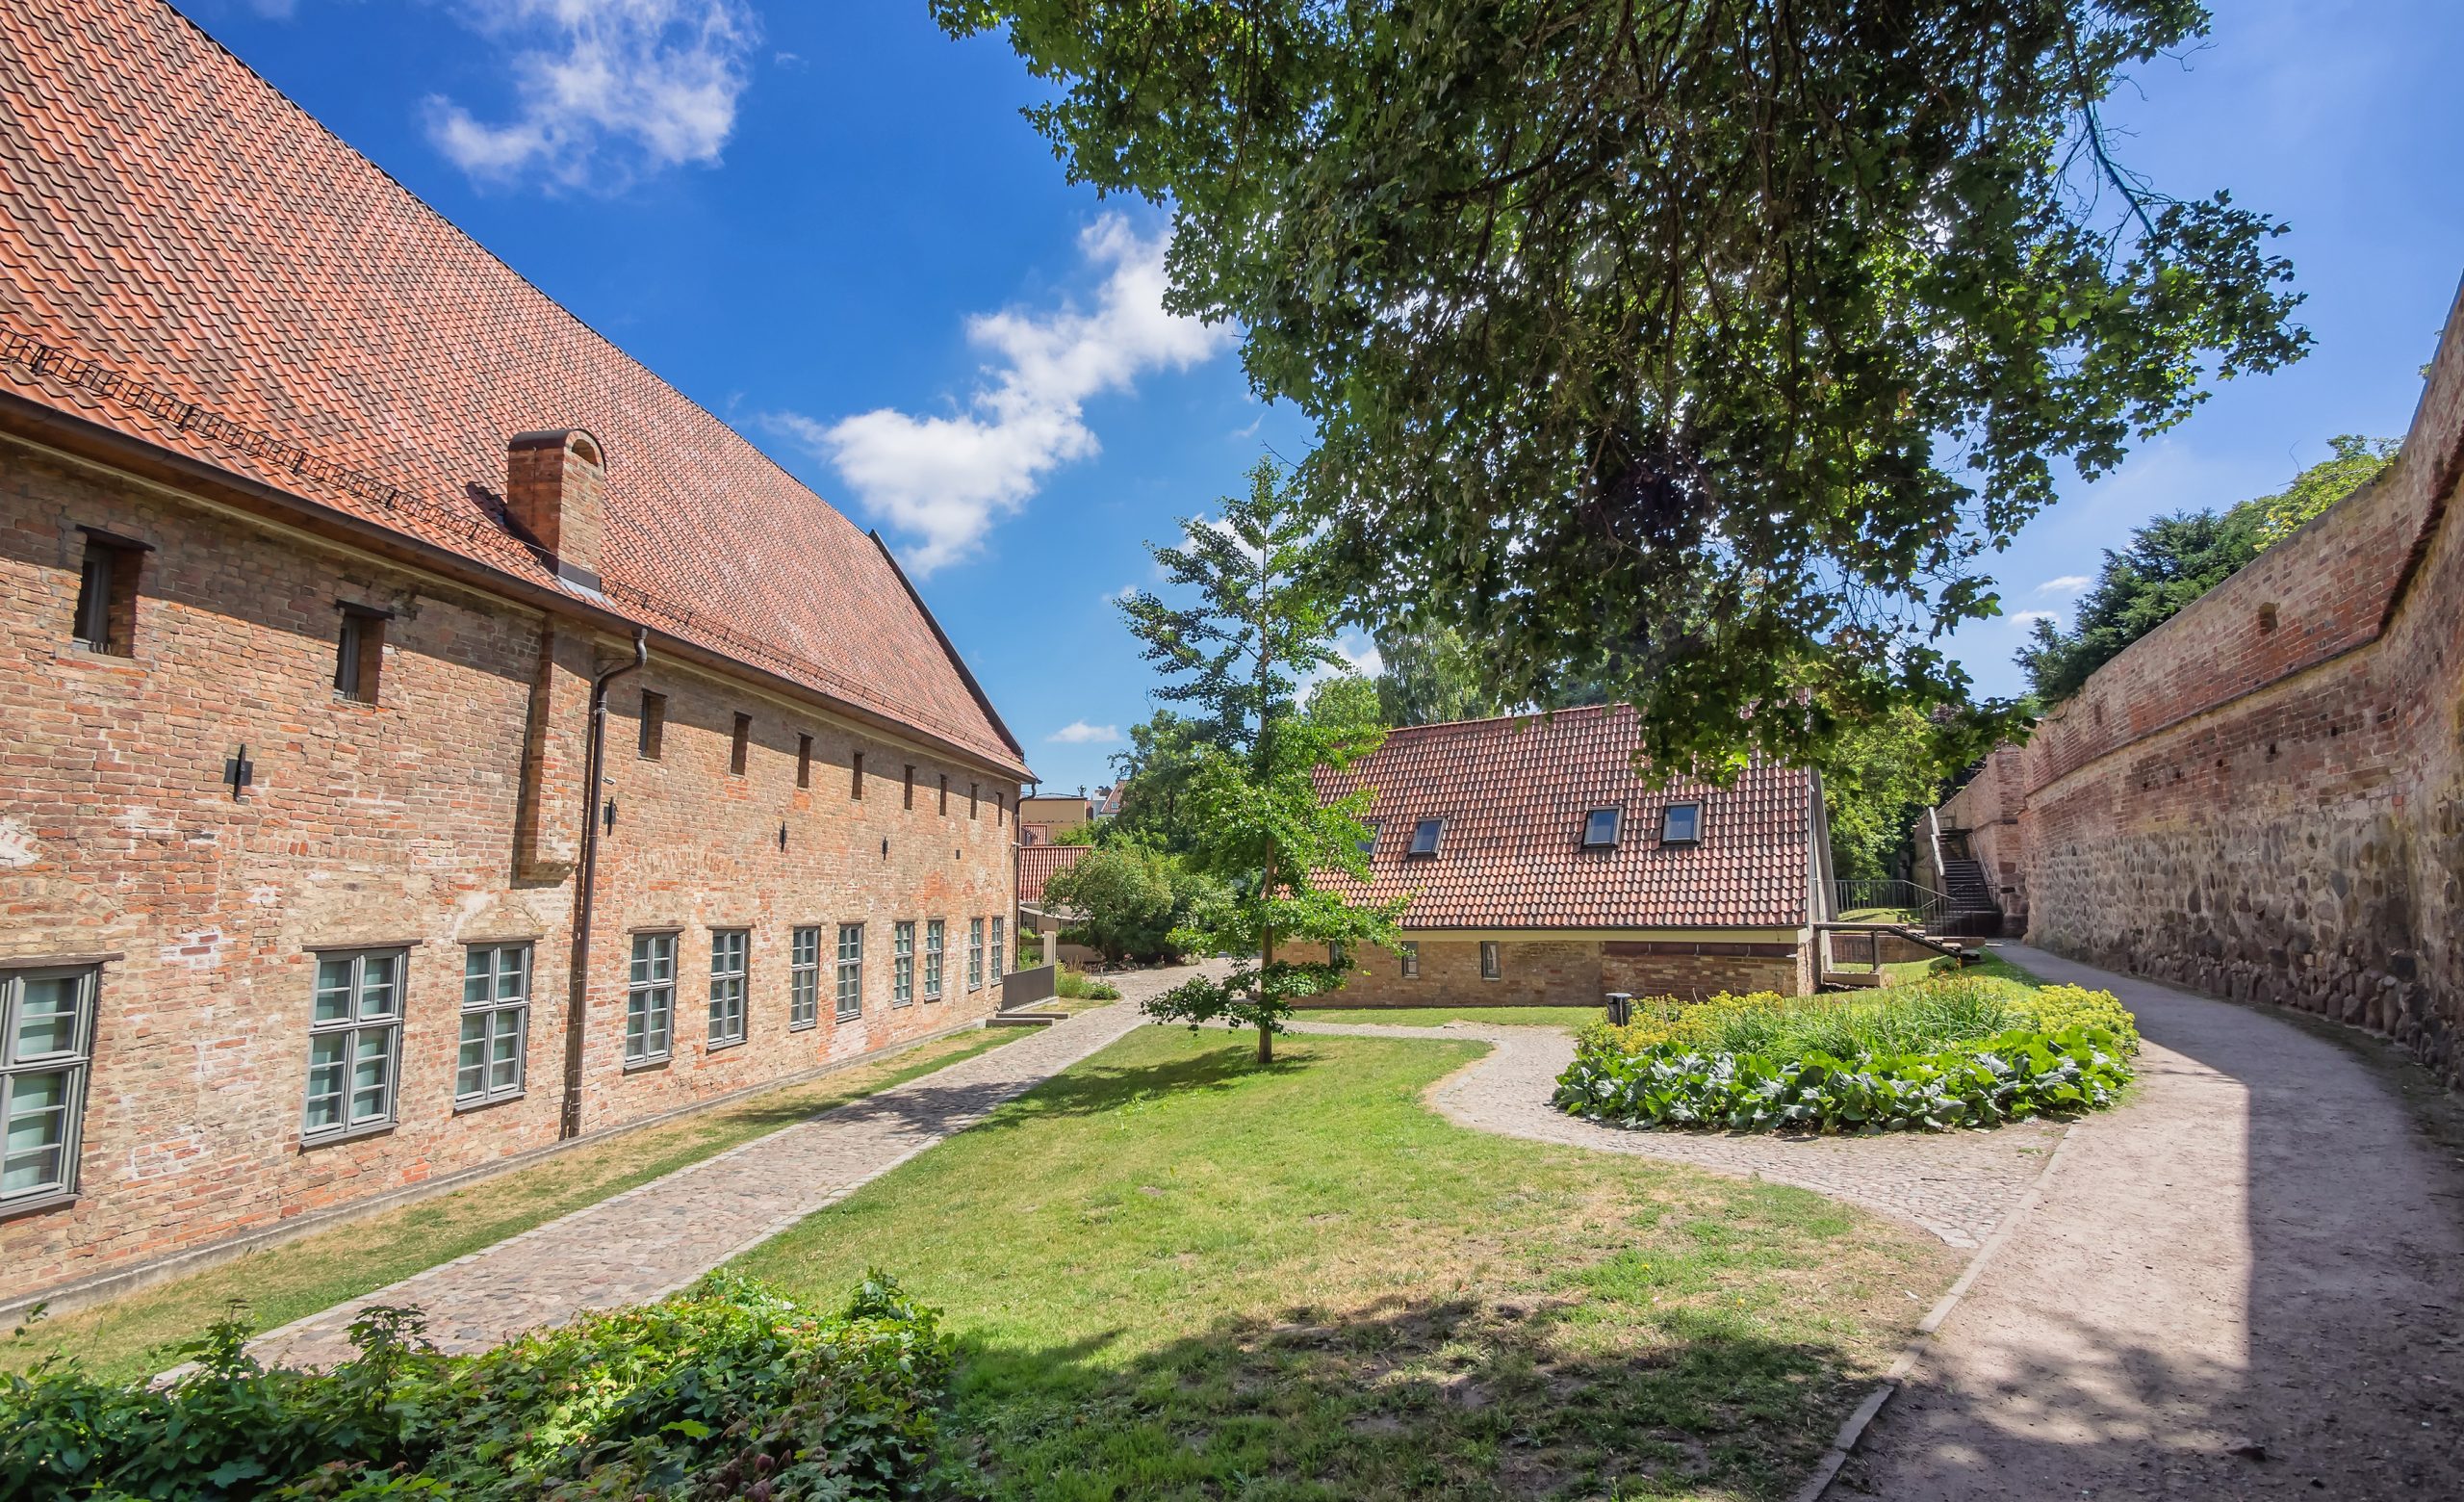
[1833, 944, 2464, 1499]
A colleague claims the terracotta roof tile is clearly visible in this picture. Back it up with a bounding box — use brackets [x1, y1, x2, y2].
[1018, 843, 1090, 903]
[0, 1, 1025, 775]
[1317, 705, 1813, 930]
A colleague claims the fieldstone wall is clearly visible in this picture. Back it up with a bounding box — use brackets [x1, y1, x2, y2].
[1951, 276, 2464, 1088]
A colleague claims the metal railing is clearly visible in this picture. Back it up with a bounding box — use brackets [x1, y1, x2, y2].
[1831, 877, 1952, 928]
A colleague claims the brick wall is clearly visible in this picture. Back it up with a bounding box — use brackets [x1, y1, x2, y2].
[1284, 934, 1810, 1007]
[1934, 744, 2032, 931]
[0, 444, 1020, 1302]
[1943, 276, 2464, 1087]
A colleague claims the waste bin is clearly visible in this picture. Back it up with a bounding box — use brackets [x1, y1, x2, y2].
[1604, 992, 1631, 1026]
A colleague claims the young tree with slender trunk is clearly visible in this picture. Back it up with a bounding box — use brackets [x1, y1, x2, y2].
[1121, 460, 1400, 1064]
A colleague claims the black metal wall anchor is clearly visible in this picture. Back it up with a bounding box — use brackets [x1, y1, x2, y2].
[223, 745, 253, 800]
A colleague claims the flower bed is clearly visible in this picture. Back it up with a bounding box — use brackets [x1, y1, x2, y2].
[1556, 977, 2138, 1134]
[2, 1272, 949, 1501]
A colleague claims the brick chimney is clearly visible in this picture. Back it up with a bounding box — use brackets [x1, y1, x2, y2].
[505, 429, 606, 590]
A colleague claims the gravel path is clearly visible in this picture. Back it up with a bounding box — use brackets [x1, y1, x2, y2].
[1832, 944, 2464, 1499]
[247, 964, 1222, 1370]
[1282, 1016, 2064, 1249]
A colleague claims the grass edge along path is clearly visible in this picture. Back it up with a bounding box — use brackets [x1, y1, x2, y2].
[734, 1024, 1963, 1501]
[3, 1024, 1026, 1385]
[1295, 1004, 1604, 1028]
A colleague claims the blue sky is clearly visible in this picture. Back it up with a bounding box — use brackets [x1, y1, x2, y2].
[183, 0, 2464, 792]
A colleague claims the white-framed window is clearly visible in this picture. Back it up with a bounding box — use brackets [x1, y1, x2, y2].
[2, 966, 98, 1204]
[835, 923, 864, 1021]
[967, 918, 985, 991]
[1581, 808, 1622, 848]
[1408, 818, 1444, 856]
[789, 926, 821, 1030]
[627, 932, 676, 1065]
[924, 919, 945, 1000]
[708, 929, 748, 1046]
[1479, 942, 1502, 981]
[990, 918, 1006, 979]
[1661, 802, 1703, 845]
[456, 944, 528, 1107]
[892, 921, 915, 1007]
[1399, 942, 1420, 979]
[303, 948, 404, 1142]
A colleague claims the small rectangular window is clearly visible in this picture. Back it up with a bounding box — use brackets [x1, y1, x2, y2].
[70, 531, 144, 657]
[1661, 802, 1703, 845]
[707, 929, 748, 1046]
[990, 918, 1006, 980]
[892, 921, 915, 1007]
[789, 925, 820, 1029]
[969, 783, 979, 817]
[1399, 942, 1420, 979]
[967, 918, 985, 991]
[852, 750, 865, 799]
[638, 691, 667, 760]
[938, 774, 949, 815]
[302, 948, 404, 1141]
[333, 604, 388, 704]
[1582, 808, 1622, 848]
[627, 933, 676, 1065]
[904, 765, 915, 810]
[730, 713, 752, 776]
[1479, 941, 1502, 981]
[797, 734, 813, 789]
[1358, 821, 1380, 856]
[1408, 818, 1444, 857]
[456, 944, 529, 1106]
[835, 923, 864, 1021]
[996, 791, 1005, 827]
[924, 919, 945, 1000]
[2, 965, 99, 1203]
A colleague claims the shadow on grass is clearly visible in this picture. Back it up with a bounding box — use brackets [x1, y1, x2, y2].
[940, 1290, 1873, 1500]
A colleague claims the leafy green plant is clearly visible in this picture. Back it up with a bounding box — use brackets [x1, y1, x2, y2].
[1055, 967, 1121, 1001]
[0, 1273, 949, 1501]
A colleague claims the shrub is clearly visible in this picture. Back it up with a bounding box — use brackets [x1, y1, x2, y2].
[1560, 974, 2138, 1134]
[1056, 967, 1121, 1000]
[1, 1272, 950, 1501]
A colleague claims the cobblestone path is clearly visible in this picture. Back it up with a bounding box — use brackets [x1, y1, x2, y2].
[1281, 1016, 2064, 1249]
[249, 965, 1219, 1369]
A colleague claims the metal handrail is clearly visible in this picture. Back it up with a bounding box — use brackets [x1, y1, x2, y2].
[1831, 877, 1951, 928]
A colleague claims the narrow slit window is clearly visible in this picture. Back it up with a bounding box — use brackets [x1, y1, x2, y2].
[903, 765, 915, 810]
[1407, 818, 1444, 857]
[938, 774, 949, 815]
[969, 783, 979, 818]
[996, 791, 1005, 827]
[70, 531, 145, 657]
[789, 925, 820, 1029]
[1479, 942, 1502, 981]
[638, 691, 666, 760]
[1581, 808, 1622, 848]
[852, 751, 865, 799]
[796, 734, 813, 789]
[1660, 802, 1703, 845]
[730, 713, 751, 776]
[333, 604, 388, 704]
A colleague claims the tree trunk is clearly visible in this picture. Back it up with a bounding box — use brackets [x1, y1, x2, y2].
[1256, 1019, 1271, 1064]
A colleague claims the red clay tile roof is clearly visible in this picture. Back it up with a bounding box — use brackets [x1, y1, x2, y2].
[0, 1, 1025, 776]
[1018, 843, 1091, 904]
[1316, 705, 1815, 930]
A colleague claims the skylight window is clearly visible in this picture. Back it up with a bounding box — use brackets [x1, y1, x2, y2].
[1581, 808, 1622, 847]
[1661, 802, 1703, 845]
[1358, 821, 1380, 856]
[1407, 818, 1444, 857]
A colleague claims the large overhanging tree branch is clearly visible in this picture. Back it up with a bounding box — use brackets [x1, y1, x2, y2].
[932, 0, 2309, 776]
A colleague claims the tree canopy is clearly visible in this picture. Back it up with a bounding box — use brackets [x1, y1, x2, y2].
[933, 0, 2308, 779]
[2016, 435, 2396, 703]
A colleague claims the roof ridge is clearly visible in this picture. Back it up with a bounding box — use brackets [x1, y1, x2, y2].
[1377, 703, 1617, 738]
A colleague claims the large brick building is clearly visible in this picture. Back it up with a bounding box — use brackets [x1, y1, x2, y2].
[1294, 706, 1834, 1005]
[0, 3, 1029, 1309]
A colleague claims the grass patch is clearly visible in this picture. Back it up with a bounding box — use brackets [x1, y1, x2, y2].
[733, 1026, 1958, 1499]
[1294, 1005, 1604, 1028]
[5, 1025, 1024, 1385]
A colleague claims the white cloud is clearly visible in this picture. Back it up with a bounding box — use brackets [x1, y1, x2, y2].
[1332, 634, 1384, 678]
[2009, 610, 2061, 628]
[1047, 721, 1121, 744]
[1104, 583, 1140, 603]
[424, 0, 758, 189]
[771, 218, 1233, 573]
[2035, 575, 2092, 595]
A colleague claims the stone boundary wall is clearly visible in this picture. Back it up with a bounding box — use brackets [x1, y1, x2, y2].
[1962, 276, 2464, 1087]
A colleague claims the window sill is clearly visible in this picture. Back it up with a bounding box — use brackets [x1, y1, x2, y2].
[706, 1037, 746, 1053]
[300, 1121, 396, 1152]
[0, 1188, 77, 1223]
[834, 1012, 862, 1025]
[623, 1054, 672, 1074]
[788, 1019, 817, 1033]
[451, 1090, 526, 1115]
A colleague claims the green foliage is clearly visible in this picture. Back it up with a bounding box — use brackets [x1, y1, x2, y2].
[1369, 624, 1508, 727]
[2018, 435, 2397, 703]
[935, 0, 2309, 779]
[1054, 967, 1121, 1001]
[0, 1275, 949, 1501]
[1040, 844, 1175, 964]
[1559, 976, 2137, 1132]
[1300, 672, 1383, 739]
[1119, 460, 1404, 1059]
[1820, 703, 1967, 881]
[1106, 712, 1213, 855]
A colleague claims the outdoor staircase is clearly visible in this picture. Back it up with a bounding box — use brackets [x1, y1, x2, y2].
[1814, 919, 1985, 993]
[1931, 856, 2004, 938]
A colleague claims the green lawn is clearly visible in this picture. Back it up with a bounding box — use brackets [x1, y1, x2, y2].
[734, 1026, 1959, 1500]
[1293, 1005, 1604, 1028]
[5, 1024, 1026, 1384]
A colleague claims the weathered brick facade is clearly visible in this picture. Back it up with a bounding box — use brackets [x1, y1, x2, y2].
[0, 445, 1022, 1305]
[1935, 276, 2464, 1087]
[1285, 932, 1810, 1010]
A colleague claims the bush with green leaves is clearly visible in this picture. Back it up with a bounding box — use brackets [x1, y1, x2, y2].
[1559, 977, 2137, 1134]
[1, 1272, 949, 1501]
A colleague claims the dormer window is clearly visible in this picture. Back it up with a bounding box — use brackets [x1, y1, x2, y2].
[1661, 801, 1702, 845]
[1358, 821, 1380, 856]
[1407, 818, 1443, 857]
[1581, 808, 1622, 848]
